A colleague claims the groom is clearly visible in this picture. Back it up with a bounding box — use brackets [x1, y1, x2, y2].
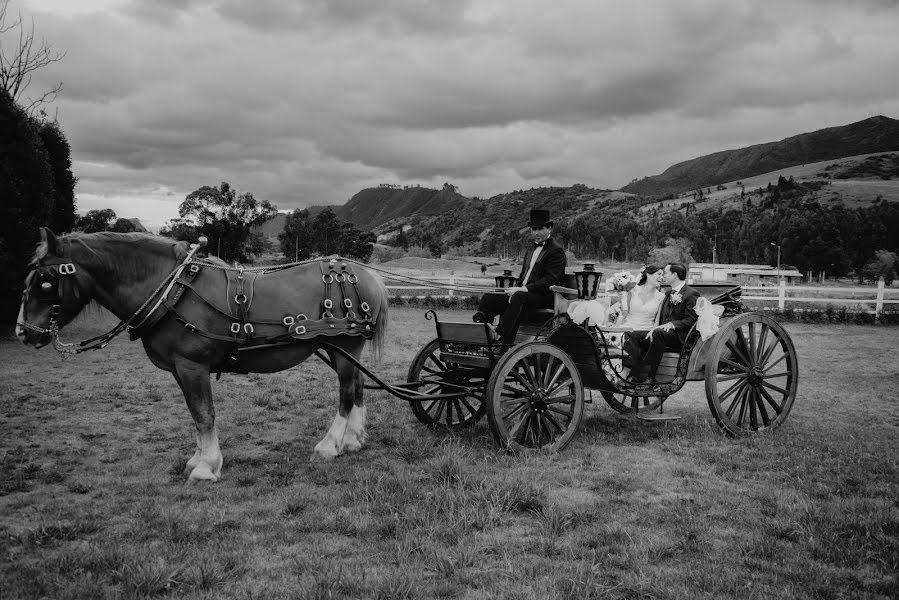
[623, 263, 700, 383]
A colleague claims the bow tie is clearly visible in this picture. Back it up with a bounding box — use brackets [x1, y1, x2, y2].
[534, 241, 545, 247]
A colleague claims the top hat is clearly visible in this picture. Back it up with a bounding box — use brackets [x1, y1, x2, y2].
[528, 209, 553, 228]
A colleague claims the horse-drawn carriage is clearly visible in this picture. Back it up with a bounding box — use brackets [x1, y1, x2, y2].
[391, 270, 799, 453]
[17, 229, 798, 481]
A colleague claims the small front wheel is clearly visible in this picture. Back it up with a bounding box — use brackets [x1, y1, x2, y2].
[406, 338, 487, 430]
[486, 342, 584, 453]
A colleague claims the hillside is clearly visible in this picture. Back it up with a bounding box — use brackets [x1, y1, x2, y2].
[620, 115, 899, 197]
[334, 184, 471, 229]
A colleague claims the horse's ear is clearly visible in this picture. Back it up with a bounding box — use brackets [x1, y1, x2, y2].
[41, 227, 59, 255]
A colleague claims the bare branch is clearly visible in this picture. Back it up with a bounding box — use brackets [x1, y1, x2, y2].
[0, 0, 66, 114]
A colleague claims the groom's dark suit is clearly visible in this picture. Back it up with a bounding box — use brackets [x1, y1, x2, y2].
[623, 281, 700, 381]
[477, 236, 566, 343]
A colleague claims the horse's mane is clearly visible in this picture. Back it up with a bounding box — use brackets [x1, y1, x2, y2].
[34, 232, 190, 285]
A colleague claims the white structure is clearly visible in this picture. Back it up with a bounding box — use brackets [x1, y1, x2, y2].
[689, 263, 803, 285]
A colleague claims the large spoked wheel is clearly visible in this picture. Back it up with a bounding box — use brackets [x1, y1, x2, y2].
[486, 342, 584, 453]
[705, 313, 798, 436]
[598, 358, 665, 414]
[406, 338, 487, 431]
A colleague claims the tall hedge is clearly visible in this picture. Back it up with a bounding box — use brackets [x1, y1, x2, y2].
[0, 87, 57, 327]
[39, 121, 77, 234]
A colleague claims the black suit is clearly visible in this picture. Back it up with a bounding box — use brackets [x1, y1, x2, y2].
[478, 236, 567, 343]
[623, 282, 700, 379]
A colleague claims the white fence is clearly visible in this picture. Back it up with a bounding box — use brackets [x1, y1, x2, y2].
[742, 279, 898, 317]
[384, 276, 899, 317]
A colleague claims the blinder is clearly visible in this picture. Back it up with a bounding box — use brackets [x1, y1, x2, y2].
[20, 260, 79, 333]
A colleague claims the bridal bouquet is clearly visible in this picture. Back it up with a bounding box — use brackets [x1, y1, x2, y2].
[605, 270, 637, 322]
[604, 270, 638, 293]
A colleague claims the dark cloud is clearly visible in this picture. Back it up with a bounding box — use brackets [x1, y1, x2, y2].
[14, 0, 899, 228]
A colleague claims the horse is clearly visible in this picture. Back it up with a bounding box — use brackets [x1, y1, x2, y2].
[15, 228, 389, 482]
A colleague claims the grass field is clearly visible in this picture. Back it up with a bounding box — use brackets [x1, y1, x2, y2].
[1, 308, 897, 599]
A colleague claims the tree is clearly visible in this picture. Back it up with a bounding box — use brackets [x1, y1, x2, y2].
[0, 1, 66, 115]
[863, 250, 898, 285]
[0, 85, 53, 325]
[110, 218, 138, 233]
[647, 237, 694, 266]
[38, 121, 76, 233]
[158, 217, 198, 242]
[75, 208, 116, 233]
[179, 182, 277, 262]
[278, 209, 313, 262]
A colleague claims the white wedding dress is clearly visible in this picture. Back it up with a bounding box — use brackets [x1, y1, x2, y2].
[621, 288, 665, 329]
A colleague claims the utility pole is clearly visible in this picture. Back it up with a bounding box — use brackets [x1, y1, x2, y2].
[770, 242, 781, 282]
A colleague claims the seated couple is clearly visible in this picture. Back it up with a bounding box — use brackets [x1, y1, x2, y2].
[472, 209, 567, 344]
[613, 263, 700, 384]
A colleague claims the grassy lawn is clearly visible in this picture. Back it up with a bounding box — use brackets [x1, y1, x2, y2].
[1, 308, 897, 599]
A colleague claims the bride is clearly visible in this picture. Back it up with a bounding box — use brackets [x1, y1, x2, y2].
[616, 265, 664, 328]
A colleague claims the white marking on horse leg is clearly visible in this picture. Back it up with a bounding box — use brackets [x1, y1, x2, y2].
[188, 426, 222, 482]
[342, 405, 367, 453]
[313, 413, 347, 459]
[15, 302, 26, 342]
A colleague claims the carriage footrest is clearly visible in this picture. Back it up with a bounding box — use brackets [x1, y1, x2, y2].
[636, 413, 682, 422]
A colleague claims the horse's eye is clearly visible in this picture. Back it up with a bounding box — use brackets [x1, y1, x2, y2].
[41, 281, 53, 293]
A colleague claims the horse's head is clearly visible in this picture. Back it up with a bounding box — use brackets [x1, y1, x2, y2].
[16, 227, 93, 348]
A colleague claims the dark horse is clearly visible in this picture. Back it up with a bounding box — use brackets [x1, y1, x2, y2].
[16, 228, 388, 481]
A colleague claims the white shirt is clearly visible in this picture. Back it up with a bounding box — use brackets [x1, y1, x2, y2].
[522, 241, 545, 285]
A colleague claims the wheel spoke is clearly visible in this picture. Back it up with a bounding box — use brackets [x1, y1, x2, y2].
[545, 404, 574, 419]
[545, 373, 573, 397]
[426, 398, 447, 420]
[760, 352, 788, 373]
[758, 336, 782, 367]
[544, 361, 566, 393]
[718, 376, 748, 403]
[759, 380, 790, 396]
[760, 371, 791, 380]
[734, 327, 754, 366]
[501, 382, 530, 398]
[541, 356, 555, 388]
[510, 366, 537, 393]
[757, 385, 784, 414]
[748, 322, 757, 361]
[724, 380, 750, 417]
[543, 411, 566, 435]
[752, 388, 772, 426]
[724, 339, 752, 369]
[756, 324, 770, 363]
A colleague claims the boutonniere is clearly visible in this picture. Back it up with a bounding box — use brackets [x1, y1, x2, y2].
[670, 290, 683, 305]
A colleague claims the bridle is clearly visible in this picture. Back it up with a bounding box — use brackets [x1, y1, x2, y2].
[17, 239, 207, 355]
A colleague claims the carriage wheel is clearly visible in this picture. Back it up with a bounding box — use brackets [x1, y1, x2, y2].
[486, 342, 584, 453]
[406, 338, 487, 431]
[705, 313, 798, 436]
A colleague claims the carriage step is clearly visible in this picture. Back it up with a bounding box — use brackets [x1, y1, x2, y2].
[636, 413, 682, 422]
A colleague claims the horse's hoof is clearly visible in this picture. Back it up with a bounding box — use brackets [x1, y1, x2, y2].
[342, 437, 362, 453]
[188, 465, 219, 482]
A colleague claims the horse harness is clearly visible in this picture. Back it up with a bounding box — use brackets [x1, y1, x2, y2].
[129, 257, 376, 354]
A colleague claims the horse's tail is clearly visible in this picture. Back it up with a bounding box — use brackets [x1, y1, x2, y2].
[369, 271, 389, 365]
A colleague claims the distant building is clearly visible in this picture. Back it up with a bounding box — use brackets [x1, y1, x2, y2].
[689, 263, 802, 285]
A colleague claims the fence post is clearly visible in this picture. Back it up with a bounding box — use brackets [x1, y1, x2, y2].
[449, 276, 454, 298]
[876, 277, 885, 319]
[778, 279, 786, 310]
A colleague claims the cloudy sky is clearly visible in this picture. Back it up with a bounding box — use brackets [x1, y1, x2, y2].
[11, 0, 899, 230]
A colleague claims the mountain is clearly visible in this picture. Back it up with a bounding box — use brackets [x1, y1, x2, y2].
[333, 184, 471, 229]
[620, 116, 899, 197]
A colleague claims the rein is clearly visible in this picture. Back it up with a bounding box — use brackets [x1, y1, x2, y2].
[18, 238, 209, 355]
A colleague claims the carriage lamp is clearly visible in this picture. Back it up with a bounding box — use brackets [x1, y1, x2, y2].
[575, 263, 603, 299]
[495, 269, 517, 289]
